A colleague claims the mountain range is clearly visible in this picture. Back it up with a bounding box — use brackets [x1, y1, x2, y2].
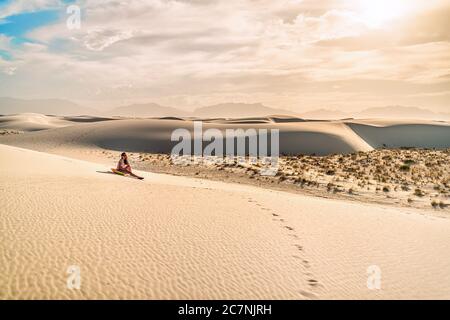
[0, 97, 96, 116]
[1, 97, 448, 120]
[106, 103, 190, 117]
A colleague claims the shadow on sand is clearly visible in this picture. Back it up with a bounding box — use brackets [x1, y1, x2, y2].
[96, 170, 116, 175]
[96, 170, 143, 180]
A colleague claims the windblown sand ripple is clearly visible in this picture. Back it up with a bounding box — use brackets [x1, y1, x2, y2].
[1, 144, 449, 299]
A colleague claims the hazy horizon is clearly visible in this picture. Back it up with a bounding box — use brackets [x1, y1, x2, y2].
[1, 96, 450, 117]
[1, 2, 450, 302]
[2, 96, 450, 120]
[1, 0, 449, 114]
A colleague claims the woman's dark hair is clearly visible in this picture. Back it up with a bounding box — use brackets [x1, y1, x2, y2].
[121, 152, 129, 165]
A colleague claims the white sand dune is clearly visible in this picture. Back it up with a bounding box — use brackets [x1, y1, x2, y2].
[346, 119, 450, 149]
[0, 113, 116, 132]
[1, 115, 448, 156]
[1, 144, 449, 299]
[0, 113, 73, 132]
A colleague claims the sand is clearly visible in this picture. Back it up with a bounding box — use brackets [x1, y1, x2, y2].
[0, 114, 449, 156]
[116, 149, 450, 213]
[347, 120, 450, 149]
[1, 144, 450, 299]
[0, 114, 449, 299]
[0, 113, 72, 132]
[0, 113, 116, 132]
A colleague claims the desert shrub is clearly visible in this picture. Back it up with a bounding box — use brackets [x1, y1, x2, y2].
[382, 186, 390, 193]
[399, 165, 410, 172]
[401, 184, 410, 191]
[333, 187, 342, 193]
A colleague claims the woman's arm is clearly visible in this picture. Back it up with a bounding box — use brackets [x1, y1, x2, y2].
[117, 159, 125, 170]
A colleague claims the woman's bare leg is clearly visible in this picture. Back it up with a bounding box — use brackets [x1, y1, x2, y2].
[124, 168, 143, 179]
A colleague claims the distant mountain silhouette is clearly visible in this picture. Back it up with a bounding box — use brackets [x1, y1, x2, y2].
[1, 97, 448, 121]
[299, 109, 349, 120]
[106, 103, 188, 117]
[194, 103, 298, 118]
[299, 106, 450, 120]
[357, 106, 450, 120]
[0, 97, 96, 116]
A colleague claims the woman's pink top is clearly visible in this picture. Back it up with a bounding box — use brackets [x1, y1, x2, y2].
[117, 158, 127, 170]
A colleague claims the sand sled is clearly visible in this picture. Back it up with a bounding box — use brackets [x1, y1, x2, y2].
[111, 168, 126, 176]
[111, 168, 144, 180]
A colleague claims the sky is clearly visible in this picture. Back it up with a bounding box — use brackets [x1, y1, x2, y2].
[0, 0, 449, 113]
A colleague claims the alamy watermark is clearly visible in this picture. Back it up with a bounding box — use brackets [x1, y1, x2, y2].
[66, 5, 81, 30]
[67, 265, 81, 290]
[367, 265, 381, 290]
[171, 121, 279, 176]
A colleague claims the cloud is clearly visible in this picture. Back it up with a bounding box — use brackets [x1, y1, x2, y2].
[82, 28, 134, 51]
[0, 34, 12, 49]
[0, 34, 14, 73]
[0, 0, 449, 112]
[0, 0, 62, 20]
[316, 6, 450, 50]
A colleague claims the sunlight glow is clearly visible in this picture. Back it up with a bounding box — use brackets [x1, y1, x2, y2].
[356, 0, 412, 28]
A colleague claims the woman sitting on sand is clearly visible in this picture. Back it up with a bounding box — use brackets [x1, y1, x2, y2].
[117, 152, 144, 180]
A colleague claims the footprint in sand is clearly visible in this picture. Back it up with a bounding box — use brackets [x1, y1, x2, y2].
[307, 279, 320, 287]
[245, 196, 322, 296]
[299, 290, 317, 299]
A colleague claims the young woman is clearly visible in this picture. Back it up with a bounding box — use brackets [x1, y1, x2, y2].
[117, 152, 144, 180]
